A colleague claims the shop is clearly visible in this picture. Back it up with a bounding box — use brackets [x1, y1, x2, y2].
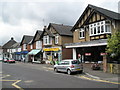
[66, 39, 107, 63]
[43, 47, 62, 63]
[27, 49, 42, 63]
[21, 51, 29, 62]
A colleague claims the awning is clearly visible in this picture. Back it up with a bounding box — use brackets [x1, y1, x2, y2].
[21, 51, 29, 54]
[28, 49, 41, 55]
[43, 48, 60, 51]
[65, 39, 107, 48]
[15, 52, 21, 55]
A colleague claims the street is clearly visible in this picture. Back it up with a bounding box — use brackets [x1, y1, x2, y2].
[1, 62, 119, 89]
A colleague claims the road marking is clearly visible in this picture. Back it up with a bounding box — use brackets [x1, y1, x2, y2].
[1, 79, 23, 90]
[12, 80, 24, 90]
[1, 75, 11, 79]
[85, 73, 100, 79]
[80, 75, 120, 85]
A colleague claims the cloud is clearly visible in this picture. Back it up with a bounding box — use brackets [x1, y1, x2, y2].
[0, 0, 119, 46]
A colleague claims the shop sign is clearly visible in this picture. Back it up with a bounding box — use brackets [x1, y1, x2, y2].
[85, 53, 91, 56]
[43, 48, 60, 51]
[100, 53, 107, 56]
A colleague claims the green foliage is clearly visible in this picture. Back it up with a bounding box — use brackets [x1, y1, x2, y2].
[106, 29, 120, 59]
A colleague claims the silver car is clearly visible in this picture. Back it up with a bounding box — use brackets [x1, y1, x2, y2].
[54, 59, 83, 75]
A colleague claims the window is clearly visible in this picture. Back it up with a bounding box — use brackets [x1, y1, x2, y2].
[43, 35, 52, 45]
[30, 45, 33, 49]
[55, 34, 59, 44]
[23, 44, 27, 50]
[89, 20, 111, 36]
[36, 41, 42, 49]
[79, 28, 85, 39]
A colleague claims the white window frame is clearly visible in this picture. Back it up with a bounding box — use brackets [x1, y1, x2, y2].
[36, 41, 42, 49]
[79, 28, 85, 39]
[89, 20, 111, 36]
[43, 35, 52, 45]
[55, 34, 59, 44]
[23, 44, 27, 50]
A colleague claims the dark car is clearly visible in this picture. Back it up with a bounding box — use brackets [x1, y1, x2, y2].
[91, 63, 101, 70]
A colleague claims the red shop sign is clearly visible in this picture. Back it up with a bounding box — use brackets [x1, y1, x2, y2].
[85, 53, 91, 56]
[100, 53, 107, 56]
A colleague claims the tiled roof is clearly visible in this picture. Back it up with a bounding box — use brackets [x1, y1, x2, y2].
[50, 23, 73, 36]
[2, 38, 17, 49]
[89, 4, 120, 20]
[20, 35, 33, 45]
[10, 43, 20, 48]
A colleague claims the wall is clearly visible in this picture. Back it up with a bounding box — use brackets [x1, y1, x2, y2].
[62, 48, 73, 60]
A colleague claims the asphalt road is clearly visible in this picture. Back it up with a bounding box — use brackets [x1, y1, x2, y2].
[1, 62, 119, 89]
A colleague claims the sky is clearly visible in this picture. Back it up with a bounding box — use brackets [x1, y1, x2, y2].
[0, 0, 120, 46]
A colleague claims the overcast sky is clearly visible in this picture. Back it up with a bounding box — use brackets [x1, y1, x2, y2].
[0, 0, 120, 46]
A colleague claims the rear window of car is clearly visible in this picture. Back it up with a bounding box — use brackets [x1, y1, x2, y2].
[72, 60, 80, 64]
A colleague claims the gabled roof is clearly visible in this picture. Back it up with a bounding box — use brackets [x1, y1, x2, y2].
[71, 4, 120, 31]
[2, 37, 17, 49]
[41, 28, 54, 37]
[32, 30, 43, 43]
[11, 43, 20, 48]
[48, 23, 73, 36]
[20, 35, 33, 45]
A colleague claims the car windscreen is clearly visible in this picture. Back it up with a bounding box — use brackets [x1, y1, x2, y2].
[72, 60, 80, 64]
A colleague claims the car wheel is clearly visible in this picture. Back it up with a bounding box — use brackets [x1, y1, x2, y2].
[54, 68, 58, 72]
[67, 69, 71, 75]
[79, 70, 83, 74]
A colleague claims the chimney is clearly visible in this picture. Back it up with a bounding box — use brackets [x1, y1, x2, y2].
[11, 37, 14, 40]
[43, 26, 47, 30]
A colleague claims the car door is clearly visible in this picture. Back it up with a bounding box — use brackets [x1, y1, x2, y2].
[63, 61, 70, 72]
[57, 61, 65, 72]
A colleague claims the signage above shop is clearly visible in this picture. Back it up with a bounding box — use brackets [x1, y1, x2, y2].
[43, 48, 60, 51]
[85, 53, 91, 56]
[100, 53, 107, 56]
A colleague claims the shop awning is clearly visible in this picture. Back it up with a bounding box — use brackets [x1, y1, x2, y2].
[28, 49, 41, 55]
[43, 48, 60, 51]
[15, 52, 21, 55]
[65, 39, 107, 48]
[21, 51, 29, 54]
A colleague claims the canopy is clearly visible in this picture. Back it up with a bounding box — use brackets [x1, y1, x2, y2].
[28, 49, 41, 55]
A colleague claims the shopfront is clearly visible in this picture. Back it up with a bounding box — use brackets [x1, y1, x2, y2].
[43, 47, 62, 62]
[27, 49, 42, 63]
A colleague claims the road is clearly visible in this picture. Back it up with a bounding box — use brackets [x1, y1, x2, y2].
[1, 62, 119, 89]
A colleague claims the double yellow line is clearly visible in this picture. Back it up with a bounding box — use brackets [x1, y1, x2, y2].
[80, 75, 120, 85]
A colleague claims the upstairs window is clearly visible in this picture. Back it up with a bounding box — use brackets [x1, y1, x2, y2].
[79, 28, 85, 39]
[36, 41, 42, 49]
[43, 35, 52, 45]
[89, 20, 111, 36]
[55, 34, 59, 44]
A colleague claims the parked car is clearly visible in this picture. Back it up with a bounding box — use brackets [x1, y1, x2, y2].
[54, 59, 83, 75]
[0, 57, 3, 62]
[3, 58, 8, 63]
[7, 58, 15, 63]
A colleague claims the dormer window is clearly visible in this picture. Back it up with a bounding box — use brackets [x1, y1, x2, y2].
[89, 20, 111, 36]
[79, 28, 85, 39]
[43, 35, 52, 45]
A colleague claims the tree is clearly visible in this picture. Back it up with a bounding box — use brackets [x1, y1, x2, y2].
[106, 29, 120, 62]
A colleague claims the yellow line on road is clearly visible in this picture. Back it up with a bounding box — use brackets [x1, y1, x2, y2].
[0, 79, 23, 90]
[80, 76, 120, 85]
[12, 80, 24, 90]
